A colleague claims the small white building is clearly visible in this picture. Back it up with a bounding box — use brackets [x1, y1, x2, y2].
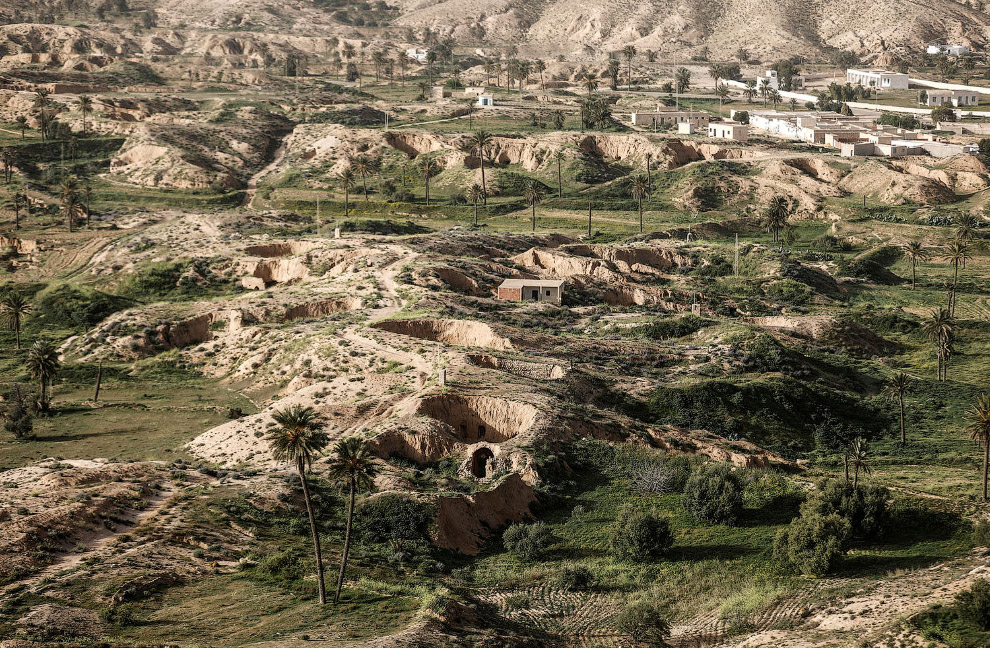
[922, 89, 979, 107]
[630, 107, 710, 128]
[463, 86, 486, 97]
[708, 121, 749, 142]
[405, 48, 428, 62]
[497, 279, 564, 305]
[763, 69, 804, 90]
[846, 69, 910, 90]
[476, 93, 494, 108]
[430, 85, 451, 100]
[677, 122, 696, 134]
[927, 44, 971, 57]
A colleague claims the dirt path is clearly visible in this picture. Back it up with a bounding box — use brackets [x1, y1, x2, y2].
[244, 135, 290, 209]
[0, 482, 177, 600]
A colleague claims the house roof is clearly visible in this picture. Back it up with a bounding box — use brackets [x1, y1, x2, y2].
[499, 279, 565, 288]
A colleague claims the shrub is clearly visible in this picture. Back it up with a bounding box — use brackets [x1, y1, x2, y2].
[682, 463, 744, 525]
[614, 599, 672, 645]
[801, 479, 889, 539]
[773, 511, 851, 576]
[356, 494, 433, 545]
[639, 314, 712, 340]
[553, 564, 594, 591]
[257, 549, 303, 579]
[503, 522, 556, 560]
[956, 579, 990, 630]
[3, 385, 33, 440]
[610, 505, 674, 562]
[35, 285, 132, 329]
[628, 454, 693, 494]
[764, 279, 811, 305]
[100, 603, 137, 627]
[974, 520, 990, 547]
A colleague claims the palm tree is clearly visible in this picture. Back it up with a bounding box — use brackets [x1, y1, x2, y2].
[903, 241, 929, 290]
[630, 175, 649, 233]
[466, 183, 483, 226]
[743, 80, 757, 103]
[943, 240, 970, 317]
[967, 393, 990, 502]
[955, 213, 978, 246]
[768, 89, 782, 110]
[59, 180, 84, 232]
[26, 339, 60, 407]
[1, 292, 31, 349]
[327, 437, 378, 605]
[552, 148, 565, 198]
[883, 372, 911, 446]
[715, 84, 730, 117]
[470, 130, 493, 205]
[524, 179, 544, 232]
[533, 59, 547, 90]
[15, 116, 27, 139]
[582, 73, 598, 95]
[708, 62, 723, 88]
[0, 148, 13, 184]
[33, 89, 50, 111]
[923, 308, 954, 381]
[847, 437, 872, 488]
[762, 195, 792, 244]
[78, 95, 93, 135]
[267, 405, 330, 604]
[674, 67, 691, 93]
[758, 78, 770, 106]
[352, 155, 378, 202]
[622, 45, 636, 88]
[7, 192, 25, 229]
[338, 167, 355, 219]
[788, 98, 797, 111]
[417, 157, 442, 206]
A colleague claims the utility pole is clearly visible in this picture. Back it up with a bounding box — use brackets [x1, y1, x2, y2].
[93, 359, 103, 402]
[316, 197, 321, 236]
[734, 233, 739, 277]
[587, 200, 592, 238]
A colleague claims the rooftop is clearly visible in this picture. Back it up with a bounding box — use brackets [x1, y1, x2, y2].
[499, 279, 565, 288]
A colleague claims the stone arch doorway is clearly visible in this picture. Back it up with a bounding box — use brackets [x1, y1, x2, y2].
[471, 447, 495, 478]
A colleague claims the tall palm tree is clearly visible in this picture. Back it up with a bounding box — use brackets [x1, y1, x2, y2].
[762, 195, 792, 244]
[26, 339, 60, 407]
[466, 183, 483, 226]
[923, 308, 954, 381]
[715, 84, 730, 117]
[267, 405, 330, 604]
[552, 148, 565, 198]
[622, 45, 637, 88]
[758, 78, 770, 106]
[418, 157, 443, 207]
[630, 175, 649, 233]
[743, 80, 757, 103]
[883, 372, 911, 446]
[338, 167, 355, 219]
[1, 148, 13, 184]
[469, 130, 493, 205]
[955, 213, 978, 246]
[6, 192, 25, 229]
[352, 155, 378, 202]
[967, 393, 990, 502]
[15, 115, 27, 139]
[1, 292, 31, 349]
[581, 73, 598, 95]
[533, 59, 547, 90]
[327, 437, 378, 605]
[59, 180, 84, 232]
[903, 241, 929, 290]
[674, 67, 691, 94]
[78, 95, 93, 135]
[524, 179, 544, 233]
[768, 89, 783, 110]
[847, 437, 872, 488]
[943, 240, 970, 317]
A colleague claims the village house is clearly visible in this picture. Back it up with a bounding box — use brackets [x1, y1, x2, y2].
[405, 48, 428, 62]
[708, 121, 749, 142]
[845, 69, 910, 90]
[430, 86, 452, 100]
[629, 106, 710, 129]
[477, 93, 495, 108]
[927, 44, 970, 57]
[922, 89, 979, 107]
[497, 279, 564, 305]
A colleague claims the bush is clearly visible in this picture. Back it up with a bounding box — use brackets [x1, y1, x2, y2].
[100, 603, 137, 627]
[628, 454, 693, 494]
[682, 463, 744, 525]
[639, 314, 712, 340]
[356, 494, 433, 545]
[801, 479, 889, 539]
[35, 285, 132, 330]
[503, 522, 556, 560]
[974, 520, 990, 547]
[957, 579, 990, 630]
[614, 599, 672, 645]
[257, 549, 303, 580]
[3, 385, 33, 440]
[773, 511, 851, 576]
[764, 279, 812, 305]
[553, 564, 594, 591]
[610, 505, 674, 562]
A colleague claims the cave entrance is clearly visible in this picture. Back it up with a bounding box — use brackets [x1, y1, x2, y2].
[478, 424, 487, 438]
[471, 447, 495, 478]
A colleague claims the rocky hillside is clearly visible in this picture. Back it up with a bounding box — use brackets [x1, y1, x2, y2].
[3, 0, 990, 60]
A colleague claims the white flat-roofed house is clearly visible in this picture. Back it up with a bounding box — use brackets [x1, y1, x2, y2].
[846, 69, 910, 90]
[922, 89, 979, 107]
[497, 279, 564, 305]
[708, 121, 749, 141]
[927, 44, 970, 57]
[477, 93, 494, 107]
[629, 107, 710, 128]
[406, 48, 428, 62]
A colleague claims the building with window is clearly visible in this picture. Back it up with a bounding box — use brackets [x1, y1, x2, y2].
[922, 89, 979, 107]
[497, 279, 564, 305]
[629, 107, 710, 128]
[845, 69, 910, 90]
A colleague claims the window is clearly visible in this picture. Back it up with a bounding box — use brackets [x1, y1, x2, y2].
[545, 290, 551, 296]
[531, 290, 538, 300]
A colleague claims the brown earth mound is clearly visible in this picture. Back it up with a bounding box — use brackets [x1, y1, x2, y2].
[433, 473, 536, 554]
[415, 394, 541, 443]
[838, 160, 956, 205]
[284, 297, 361, 321]
[467, 354, 567, 380]
[245, 241, 319, 257]
[372, 318, 514, 350]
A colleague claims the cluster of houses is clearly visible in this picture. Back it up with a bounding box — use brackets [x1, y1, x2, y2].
[429, 85, 495, 107]
[927, 44, 971, 57]
[739, 109, 974, 157]
[629, 105, 749, 141]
